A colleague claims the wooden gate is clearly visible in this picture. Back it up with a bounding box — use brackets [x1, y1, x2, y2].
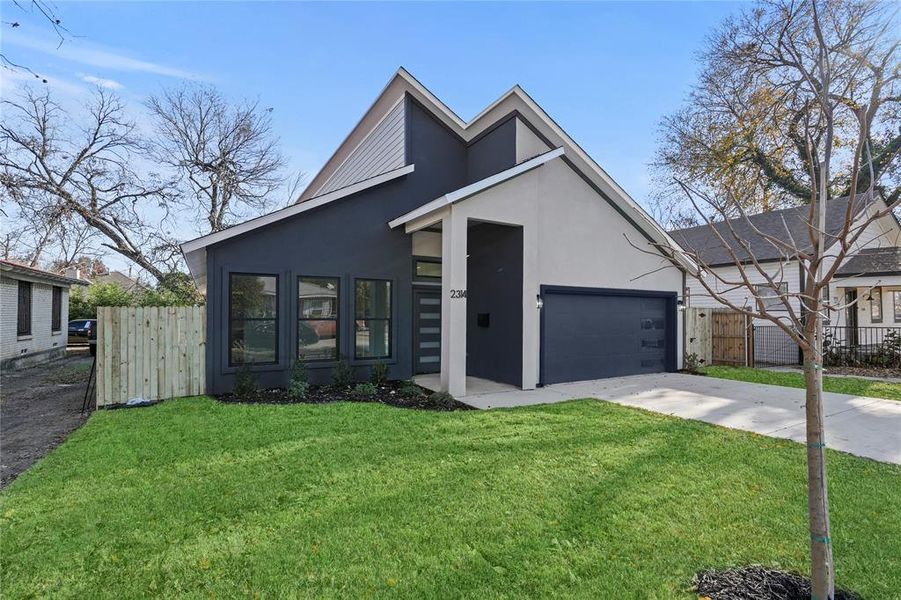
[711, 310, 753, 366]
[96, 305, 206, 407]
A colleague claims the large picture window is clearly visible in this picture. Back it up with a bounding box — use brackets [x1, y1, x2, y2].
[17, 281, 32, 336]
[51, 286, 62, 332]
[229, 273, 278, 365]
[298, 277, 339, 361]
[355, 279, 391, 359]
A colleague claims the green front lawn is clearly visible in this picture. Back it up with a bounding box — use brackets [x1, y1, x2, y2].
[2, 398, 899, 598]
[702, 365, 901, 401]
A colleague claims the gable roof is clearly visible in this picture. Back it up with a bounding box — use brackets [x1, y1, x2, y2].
[0, 259, 88, 287]
[388, 147, 565, 230]
[182, 68, 696, 290]
[668, 196, 871, 266]
[835, 247, 901, 277]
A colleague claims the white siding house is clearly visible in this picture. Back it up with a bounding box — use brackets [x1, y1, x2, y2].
[0, 260, 87, 369]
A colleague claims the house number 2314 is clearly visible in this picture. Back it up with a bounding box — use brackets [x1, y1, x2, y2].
[450, 289, 467, 299]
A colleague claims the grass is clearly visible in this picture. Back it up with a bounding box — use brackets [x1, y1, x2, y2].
[2, 398, 899, 599]
[702, 365, 901, 401]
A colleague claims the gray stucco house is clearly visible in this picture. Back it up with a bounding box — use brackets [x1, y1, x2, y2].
[182, 68, 693, 397]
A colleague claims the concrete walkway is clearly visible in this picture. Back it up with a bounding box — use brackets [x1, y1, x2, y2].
[459, 373, 901, 465]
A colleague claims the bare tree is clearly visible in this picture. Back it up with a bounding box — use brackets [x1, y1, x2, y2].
[0, 88, 176, 282]
[651, 0, 900, 227]
[146, 85, 285, 233]
[644, 2, 899, 598]
[1, 0, 75, 84]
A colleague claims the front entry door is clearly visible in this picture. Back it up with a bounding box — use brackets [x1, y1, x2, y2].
[413, 289, 441, 374]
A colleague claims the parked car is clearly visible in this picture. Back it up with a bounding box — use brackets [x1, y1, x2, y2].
[68, 319, 96, 345]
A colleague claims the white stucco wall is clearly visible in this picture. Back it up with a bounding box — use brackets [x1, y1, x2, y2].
[433, 156, 684, 392]
[515, 118, 551, 163]
[1, 274, 70, 363]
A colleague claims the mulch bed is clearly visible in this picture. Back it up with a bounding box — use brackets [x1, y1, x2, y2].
[217, 380, 475, 412]
[824, 365, 901, 379]
[693, 566, 860, 600]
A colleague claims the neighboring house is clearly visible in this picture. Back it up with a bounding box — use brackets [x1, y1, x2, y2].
[1, 260, 89, 370]
[669, 198, 901, 358]
[65, 268, 149, 295]
[182, 68, 693, 397]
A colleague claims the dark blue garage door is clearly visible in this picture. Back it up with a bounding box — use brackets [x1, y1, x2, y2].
[540, 287, 676, 385]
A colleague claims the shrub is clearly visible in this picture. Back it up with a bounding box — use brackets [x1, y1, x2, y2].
[427, 391, 456, 409]
[233, 363, 258, 397]
[399, 380, 423, 398]
[288, 357, 309, 399]
[353, 382, 377, 398]
[332, 355, 354, 388]
[683, 352, 704, 374]
[370, 361, 389, 386]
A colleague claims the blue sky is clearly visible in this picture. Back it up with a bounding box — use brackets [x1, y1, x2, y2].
[2, 1, 744, 267]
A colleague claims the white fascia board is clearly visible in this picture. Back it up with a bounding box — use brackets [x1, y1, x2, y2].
[313, 95, 407, 196]
[181, 164, 414, 255]
[181, 163, 415, 290]
[388, 147, 564, 230]
[500, 87, 697, 272]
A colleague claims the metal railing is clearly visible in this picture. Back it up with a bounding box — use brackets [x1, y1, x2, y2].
[752, 325, 901, 368]
[823, 326, 901, 368]
[753, 326, 801, 366]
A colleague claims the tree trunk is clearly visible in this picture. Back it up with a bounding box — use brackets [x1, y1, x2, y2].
[803, 337, 835, 600]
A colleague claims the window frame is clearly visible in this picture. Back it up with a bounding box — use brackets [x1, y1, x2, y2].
[870, 287, 883, 323]
[412, 256, 442, 282]
[893, 290, 901, 324]
[51, 286, 63, 333]
[297, 275, 340, 363]
[17, 280, 32, 337]
[227, 272, 280, 367]
[353, 277, 393, 361]
[754, 282, 789, 311]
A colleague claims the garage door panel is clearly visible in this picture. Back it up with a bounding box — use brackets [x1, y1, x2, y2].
[542, 289, 674, 384]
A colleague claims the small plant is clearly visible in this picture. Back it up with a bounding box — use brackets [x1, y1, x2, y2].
[332, 355, 354, 388]
[683, 352, 704, 374]
[428, 391, 456, 409]
[288, 356, 310, 399]
[399, 380, 423, 398]
[233, 363, 258, 397]
[370, 361, 389, 386]
[353, 382, 377, 398]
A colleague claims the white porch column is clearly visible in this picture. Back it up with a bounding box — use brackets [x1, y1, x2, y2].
[440, 211, 467, 397]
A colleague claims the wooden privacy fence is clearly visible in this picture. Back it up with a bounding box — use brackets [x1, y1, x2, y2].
[96, 306, 206, 407]
[684, 307, 754, 367]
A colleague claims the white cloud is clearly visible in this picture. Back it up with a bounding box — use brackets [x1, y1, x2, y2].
[0, 67, 88, 98]
[79, 73, 124, 89]
[4, 30, 207, 81]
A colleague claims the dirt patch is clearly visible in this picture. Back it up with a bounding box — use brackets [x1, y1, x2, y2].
[217, 381, 475, 411]
[1, 349, 93, 488]
[693, 565, 860, 600]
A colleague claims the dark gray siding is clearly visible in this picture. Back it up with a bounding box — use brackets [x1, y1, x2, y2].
[466, 223, 523, 386]
[205, 97, 467, 393]
[466, 116, 517, 184]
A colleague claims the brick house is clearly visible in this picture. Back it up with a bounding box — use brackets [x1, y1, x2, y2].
[1, 260, 88, 370]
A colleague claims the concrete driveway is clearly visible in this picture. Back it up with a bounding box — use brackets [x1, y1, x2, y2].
[461, 373, 901, 465]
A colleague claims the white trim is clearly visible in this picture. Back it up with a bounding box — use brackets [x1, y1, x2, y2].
[180, 164, 415, 292]
[388, 147, 565, 229]
[315, 95, 406, 195]
[181, 164, 415, 254]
